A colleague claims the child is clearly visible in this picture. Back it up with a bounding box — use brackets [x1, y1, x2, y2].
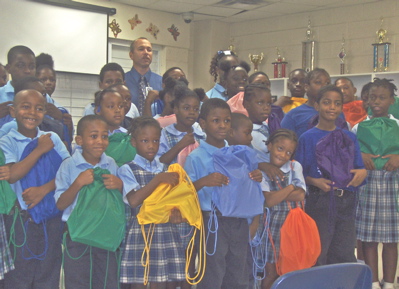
[110, 83, 139, 120]
[226, 112, 253, 147]
[184, 98, 260, 289]
[55, 115, 123, 289]
[295, 85, 367, 267]
[0, 63, 8, 87]
[275, 69, 308, 113]
[0, 46, 57, 127]
[83, 62, 125, 116]
[352, 79, 399, 289]
[259, 129, 306, 289]
[335, 77, 367, 128]
[158, 84, 205, 165]
[118, 116, 185, 289]
[282, 68, 339, 138]
[0, 89, 70, 288]
[243, 83, 274, 159]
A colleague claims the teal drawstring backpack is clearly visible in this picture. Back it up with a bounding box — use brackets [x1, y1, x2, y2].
[105, 133, 136, 167]
[0, 149, 16, 215]
[67, 167, 126, 252]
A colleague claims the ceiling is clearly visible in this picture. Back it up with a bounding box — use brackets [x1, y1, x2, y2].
[107, 0, 379, 23]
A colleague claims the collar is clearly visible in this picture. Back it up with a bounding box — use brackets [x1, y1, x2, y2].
[199, 140, 228, 155]
[366, 114, 395, 120]
[3, 81, 14, 95]
[8, 127, 41, 141]
[72, 147, 110, 168]
[130, 67, 153, 83]
[109, 126, 127, 135]
[164, 123, 205, 137]
[253, 121, 268, 130]
[214, 83, 226, 94]
[133, 154, 164, 172]
[279, 160, 294, 174]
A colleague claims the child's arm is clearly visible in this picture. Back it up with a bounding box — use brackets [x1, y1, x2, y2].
[169, 208, 187, 224]
[126, 172, 179, 208]
[0, 101, 12, 118]
[193, 172, 229, 192]
[0, 165, 10, 181]
[142, 90, 159, 117]
[249, 215, 260, 240]
[159, 132, 195, 165]
[102, 174, 123, 192]
[381, 154, 399, 171]
[305, 176, 333, 193]
[258, 162, 285, 182]
[8, 134, 54, 184]
[56, 169, 94, 210]
[22, 179, 55, 209]
[249, 169, 263, 182]
[264, 184, 305, 208]
[361, 152, 379, 170]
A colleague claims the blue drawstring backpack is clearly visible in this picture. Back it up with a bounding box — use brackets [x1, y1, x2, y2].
[20, 138, 63, 224]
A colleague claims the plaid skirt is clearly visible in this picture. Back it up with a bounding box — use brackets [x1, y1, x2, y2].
[120, 217, 185, 283]
[0, 214, 14, 279]
[176, 222, 194, 249]
[356, 170, 399, 242]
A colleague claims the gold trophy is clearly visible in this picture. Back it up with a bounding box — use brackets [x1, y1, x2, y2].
[249, 53, 264, 72]
[372, 17, 391, 72]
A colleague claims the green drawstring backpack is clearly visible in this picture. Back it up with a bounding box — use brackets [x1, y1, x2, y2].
[0, 149, 16, 214]
[67, 167, 126, 252]
[357, 118, 399, 170]
[105, 133, 136, 167]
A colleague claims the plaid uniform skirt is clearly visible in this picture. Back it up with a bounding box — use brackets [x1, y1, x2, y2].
[0, 214, 14, 279]
[176, 222, 194, 249]
[120, 217, 185, 283]
[265, 210, 290, 263]
[356, 170, 399, 242]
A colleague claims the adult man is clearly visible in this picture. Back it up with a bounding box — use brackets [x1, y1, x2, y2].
[125, 37, 162, 115]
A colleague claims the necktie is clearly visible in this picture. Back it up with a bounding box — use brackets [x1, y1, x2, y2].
[138, 75, 147, 115]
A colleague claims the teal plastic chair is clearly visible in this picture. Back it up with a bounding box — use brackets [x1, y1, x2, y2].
[270, 263, 372, 289]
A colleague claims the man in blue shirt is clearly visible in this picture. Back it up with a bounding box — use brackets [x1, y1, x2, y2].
[125, 37, 162, 115]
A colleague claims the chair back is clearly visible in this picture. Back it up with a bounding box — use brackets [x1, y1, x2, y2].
[270, 263, 372, 289]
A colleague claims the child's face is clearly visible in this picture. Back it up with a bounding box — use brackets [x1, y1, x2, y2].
[228, 120, 253, 146]
[115, 86, 132, 113]
[288, 70, 306, 97]
[243, 90, 272, 124]
[97, 92, 125, 130]
[225, 67, 248, 97]
[167, 69, 186, 81]
[199, 108, 231, 147]
[174, 96, 200, 129]
[314, 91, 343, 123]
[305, 73, 330, 100]
[10, 90, 46, 138]
[99, 71, 124, 90]
[250, 74, 270, 89]
[267, 137, 296, 168]
[335, 79, 357, 104]
[361, 90, 370, 111]
[37, 68, 56, 96]
[368, 86, 394, 118]
[0, 65, 8, 87]
[131, 126, 161, 162]
[75, 120, 109, 165]
[6, 53, 36, 82]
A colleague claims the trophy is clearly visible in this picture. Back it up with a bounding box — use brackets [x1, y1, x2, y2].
[249, 53, 264, 72]
[272, 48, 288, 78]
[227, 38, 236, 54]
[372, 17, 391, 72]
[302, 18, 316, 72]
[338, 36, 347, 75]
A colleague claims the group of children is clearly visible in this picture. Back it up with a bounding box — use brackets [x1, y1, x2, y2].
[0, 44, 397, 289]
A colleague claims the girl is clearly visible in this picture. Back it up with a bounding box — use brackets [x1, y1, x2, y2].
[158, 84, 205, 165]
[260, 129, 306, 289]
[352, 78, 399, 289]
[36, 53, 73, 151]
[117, 117, 185, 289]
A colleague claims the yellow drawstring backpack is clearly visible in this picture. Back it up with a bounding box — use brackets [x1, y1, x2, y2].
[136, 163, 206, 285]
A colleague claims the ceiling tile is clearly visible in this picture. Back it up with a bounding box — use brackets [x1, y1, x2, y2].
[111, 0, 160, 8]
[148, 1, 203, 13]
[193, 5, 243, 16]
[257, 2, 320, 14]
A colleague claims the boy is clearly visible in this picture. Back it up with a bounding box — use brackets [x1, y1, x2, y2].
[226, 112, 253, 147]
[185, 99, 253, 289]
[281, 68, 344, 138]
[55, 115, 123, 289]
[0, 46, 60, 127]
[0, 89, 70, 288]
[335, 77, 367, 128]
[295, 85, 367, 266]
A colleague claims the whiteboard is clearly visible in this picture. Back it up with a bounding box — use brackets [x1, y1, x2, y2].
[0, 0, 109, 74]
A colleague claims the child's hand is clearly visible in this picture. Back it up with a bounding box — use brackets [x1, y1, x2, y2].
[203, 172, 229, 187]
[62, 113, 73, 128]
[76, 169, 94, 188]
[102, 174, 123, 191]
[259, 162, 285, 182]
[145, 90, 159, 104]
[249, 169, 263, 182]
[156, 172, 179, 187]
[382, 154, 399, 171]
[0, 165, 10, 181]
[22, 186, 47, 209]
[0, 101, 12, 118]
[347, 169, 367, 187]
[45, 103, 63, 120]
[179, 132, 195, 148]
[313, 178, 333, 193]
[37, 134, 55, 154]
[361, 152, 379, 170]
[169, 208, 187, 224]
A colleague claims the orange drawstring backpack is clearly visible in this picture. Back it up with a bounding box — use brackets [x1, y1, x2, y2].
[136, 163, 206, 285]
